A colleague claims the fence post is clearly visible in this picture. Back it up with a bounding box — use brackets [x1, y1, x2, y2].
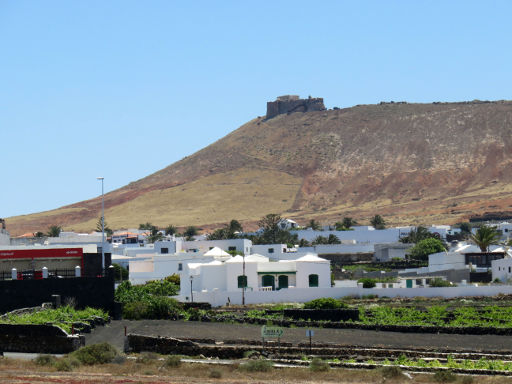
[42, 267, 48, 279]
[11, 268, 17, 280]
[75, 266, 81, 277]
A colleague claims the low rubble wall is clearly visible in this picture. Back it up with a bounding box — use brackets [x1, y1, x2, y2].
[0, 324, 84, 354]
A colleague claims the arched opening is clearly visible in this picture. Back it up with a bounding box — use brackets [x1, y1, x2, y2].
[278, 275, 289, 290]
[262, 275, 275, 290]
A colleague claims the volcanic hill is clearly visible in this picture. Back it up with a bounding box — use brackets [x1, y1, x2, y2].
[7, 99, 512, 235]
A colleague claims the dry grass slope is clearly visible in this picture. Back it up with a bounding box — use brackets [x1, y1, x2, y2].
[6, 100, 512, 235]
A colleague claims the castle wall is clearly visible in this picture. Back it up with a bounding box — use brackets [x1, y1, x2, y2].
[266, 97, 325, 119]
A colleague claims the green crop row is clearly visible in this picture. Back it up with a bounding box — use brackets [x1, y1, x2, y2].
[0, 306, 108, 333]
[359, 305, 512, 328]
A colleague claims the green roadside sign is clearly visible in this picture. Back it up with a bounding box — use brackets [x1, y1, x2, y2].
[261, 325, 284, 339]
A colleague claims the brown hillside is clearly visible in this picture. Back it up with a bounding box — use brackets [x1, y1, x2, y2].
[7, 100, 512, 235]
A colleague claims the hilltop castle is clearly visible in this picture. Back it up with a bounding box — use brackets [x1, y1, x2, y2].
[266, 95, 325, 119]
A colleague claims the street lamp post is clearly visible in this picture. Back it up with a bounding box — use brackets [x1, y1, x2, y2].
[242, 253, 246, 305]
[97, 177, 105, 274]
[190, 275, 194, 303]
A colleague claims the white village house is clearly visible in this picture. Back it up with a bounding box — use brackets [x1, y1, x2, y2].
[179, 253, 331, 303]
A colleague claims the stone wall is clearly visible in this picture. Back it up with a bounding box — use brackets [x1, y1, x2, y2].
[0, 324, 83, 353]
[266, 96, 325, 119]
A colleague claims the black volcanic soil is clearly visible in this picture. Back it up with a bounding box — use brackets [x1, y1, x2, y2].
[86, 320, 512, 353]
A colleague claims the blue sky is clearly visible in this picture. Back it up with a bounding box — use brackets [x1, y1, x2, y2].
[1, 1, 512, 218]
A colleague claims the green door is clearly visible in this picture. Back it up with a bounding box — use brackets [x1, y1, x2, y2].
[278, 275, 289, 290]
[406, 279, 413, 288]
[262, 275, 275, 290]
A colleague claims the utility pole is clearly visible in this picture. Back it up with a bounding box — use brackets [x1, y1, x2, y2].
[97, 177, 105, 274]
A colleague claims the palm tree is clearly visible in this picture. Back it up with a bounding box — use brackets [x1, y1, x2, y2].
[309, 219, 321, 231]
[471, 225, 501, 252]
[342, 217, 356, 229]
[46, 225, 62, 237]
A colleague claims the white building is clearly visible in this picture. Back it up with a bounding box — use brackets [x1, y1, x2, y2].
[0, 230, 9, 246]
[373, 243, 413, 262]
[179, 253, 331, 303]
[181, 239, 251, 255]
[491, 257, 512, 282]
[128, 246, 232, 285]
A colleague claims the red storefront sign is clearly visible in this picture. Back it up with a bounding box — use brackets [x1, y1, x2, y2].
[0, 248, 83, 260]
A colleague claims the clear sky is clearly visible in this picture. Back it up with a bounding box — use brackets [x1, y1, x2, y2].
[1, 1, 511, 218]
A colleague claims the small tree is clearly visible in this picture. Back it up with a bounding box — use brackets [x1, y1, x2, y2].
[112, 263, 128, 281]
[358, 278, 377, 288]
[228, 219, 243, 234]
[308, 219, 321, 231]
[258, 213, 282, 243]
[312, 235, 329, 245]
[143, 224, 163, 243]
[34, 231, 44, 238]
[400, 226, 436, 244]
[327, 234, 341, 244]
[96, 217, 113, 237]
[47, 225, 62, 237]
[459, 222, 472, 234]
[342, 217, 356, 229]
[408, 238, 446, 261]
[184, 226, 198, 241]
[164, 225, 177, 236]
[334, 221, 344, 231]
[471, 225, 501, 252]
[298, 238, 311, 247]
[370, 215, 386, 229]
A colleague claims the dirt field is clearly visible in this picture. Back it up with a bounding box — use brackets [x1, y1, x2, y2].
[86, 320, 512, 353]
[1, 360, 512, 384]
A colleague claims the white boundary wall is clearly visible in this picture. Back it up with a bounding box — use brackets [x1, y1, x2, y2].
[179, 285, 512, 307]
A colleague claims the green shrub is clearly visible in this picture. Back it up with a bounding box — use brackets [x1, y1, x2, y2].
[71, 342, 118, 365]
[209, 369, 222, 378]
[433, 370, 456, 382]
[165, 274, 180, 286]
[2, 306, 108, 334]
[309, 358, 330, 372]
[358, 278, 377, 288]
[408, 238, 446, 261]
[239, 359, 273, 372]
[429, 278, 452, 287]
[303, 297, 346, 310]
[379, 365, 404, 379]
[147, 296, 182, 319]
[55, 358, 75, 371]
[34, 354, 57, 366]
[123, 301, 150, 320]
[163, 355, 182, 368]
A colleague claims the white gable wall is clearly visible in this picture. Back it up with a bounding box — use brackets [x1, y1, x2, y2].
[296, 260, 330, 288]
